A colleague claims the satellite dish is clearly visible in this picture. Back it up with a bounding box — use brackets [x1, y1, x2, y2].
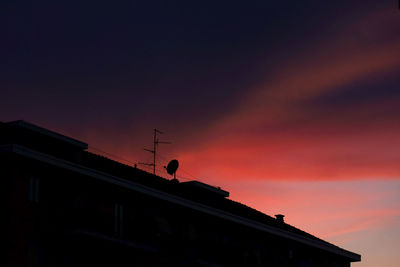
[166, 159, 179, 175]
[166, 159, 179, 181]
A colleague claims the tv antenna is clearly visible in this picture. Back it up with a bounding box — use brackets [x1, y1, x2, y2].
[139, 129, 171, 175]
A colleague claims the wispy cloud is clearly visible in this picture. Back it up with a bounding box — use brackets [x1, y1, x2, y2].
[176, 8, 400, 182]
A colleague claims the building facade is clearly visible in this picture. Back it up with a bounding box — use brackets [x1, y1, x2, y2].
[2, 120, 361, 266]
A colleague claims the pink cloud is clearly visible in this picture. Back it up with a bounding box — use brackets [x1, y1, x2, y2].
[171, 8, 400, 182]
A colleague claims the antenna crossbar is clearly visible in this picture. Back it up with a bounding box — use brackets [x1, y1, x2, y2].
[143, 128, 171, 175]
[137, 162, 155, 167]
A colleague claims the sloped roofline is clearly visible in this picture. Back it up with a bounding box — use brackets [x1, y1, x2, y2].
[6, 120, 88, 149]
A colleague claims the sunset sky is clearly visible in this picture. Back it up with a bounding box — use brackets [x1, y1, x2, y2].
[2, 1, 400, 266]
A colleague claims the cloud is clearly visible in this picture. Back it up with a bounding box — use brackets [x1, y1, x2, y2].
[223, 180, 400, 240]
[175, 7, 400, 182]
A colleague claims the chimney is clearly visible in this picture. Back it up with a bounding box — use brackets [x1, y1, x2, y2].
[275, 214, 285, 223]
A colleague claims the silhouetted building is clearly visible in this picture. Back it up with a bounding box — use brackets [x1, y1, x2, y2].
[2, 120, 361, 267]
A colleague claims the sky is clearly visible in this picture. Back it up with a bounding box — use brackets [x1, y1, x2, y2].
[1, 1, 400, 266]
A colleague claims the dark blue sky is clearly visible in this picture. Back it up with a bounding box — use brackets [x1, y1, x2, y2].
[2, 1, 390, 134]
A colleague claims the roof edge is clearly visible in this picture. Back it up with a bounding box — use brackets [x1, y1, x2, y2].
[6, 120, 88, 149]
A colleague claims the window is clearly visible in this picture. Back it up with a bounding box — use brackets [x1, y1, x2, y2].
[73, 193, 114, 235]
[28, 242, 44, 267]
[29, 176, 40, 203]
[114, 203, 124, 237]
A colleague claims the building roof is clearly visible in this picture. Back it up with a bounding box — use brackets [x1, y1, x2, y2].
[4, 120, 88, 149]
[0, 120, 361, 262]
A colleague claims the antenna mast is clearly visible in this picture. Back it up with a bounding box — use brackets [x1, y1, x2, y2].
[141, 129, 171, 175]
